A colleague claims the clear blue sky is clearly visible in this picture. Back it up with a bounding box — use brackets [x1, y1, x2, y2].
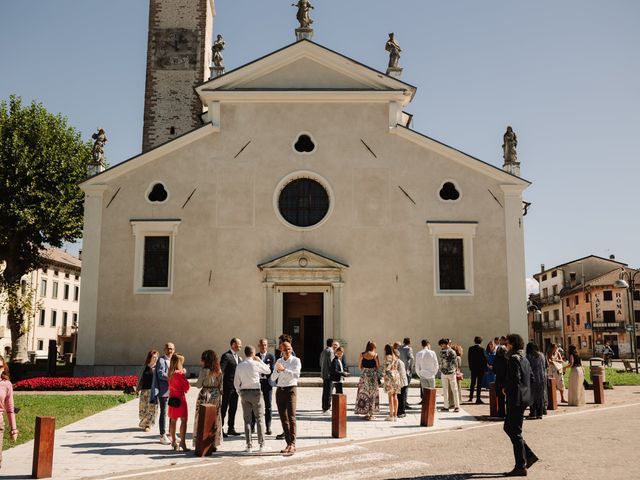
[1, 1, 639, 286]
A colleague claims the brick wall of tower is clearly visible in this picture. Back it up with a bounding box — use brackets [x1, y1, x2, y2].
[142, 0, 214, 152]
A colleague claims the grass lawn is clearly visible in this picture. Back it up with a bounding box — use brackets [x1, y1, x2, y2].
[564, 367, 640, 387]
[4, 394, 135, 449]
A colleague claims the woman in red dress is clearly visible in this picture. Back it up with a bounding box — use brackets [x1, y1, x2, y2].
[168, 353, 190, 451]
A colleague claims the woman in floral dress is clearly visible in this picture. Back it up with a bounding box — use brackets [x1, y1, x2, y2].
[354, 341, 380, 420]
[137, 350, 159, 431]
[382, 344, 402, 421]
[192, 350, 223, 451]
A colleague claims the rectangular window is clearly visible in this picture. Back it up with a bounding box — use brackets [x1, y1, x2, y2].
[39, 309, 46, 327]
[143, 236, 171, 288]
[587, 311, 591, 323]
[552, 270, 557, 278]
[542, 274, 547, 281]
[552, 285, 558, 296]
[635, 310, 640, 323]
[603, 310, 616, 322]
[52, 281, 58, 299]
[566, 298, 570, 307]
[576, 313, 581, 325]
[585, 292, 590, 303]
[51, 310, 57, 327]
[542, 287, 548, 298]
[588, 335, 592, 349]
[72, 312, 78, 326]
[554, 309, 560, 321]
[543, 311, 549, 322]
[37, 339, 44, 350]
[62, 311, 68, 327]
[634, 290, 640, 301]
[603, 290, 613, 301]
[438, 239, 465, 290]
[40, 279, 47, 297]
[74, 285, 79, 301]
[568, 336, 572, 346]
[566, 315, 571, 326]
[575, 295, 579, 305]
[578, 335, 582, 347]
[63, 284, 70, 300]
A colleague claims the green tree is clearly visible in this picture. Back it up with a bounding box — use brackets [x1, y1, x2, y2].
[0, 95, 91, 362]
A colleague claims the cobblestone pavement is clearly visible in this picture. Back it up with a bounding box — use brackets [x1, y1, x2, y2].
[3, 385, 476, 479]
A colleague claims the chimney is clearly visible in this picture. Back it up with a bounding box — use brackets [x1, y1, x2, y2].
[540, 264, 545, 273]
[569, 272, 577, 287]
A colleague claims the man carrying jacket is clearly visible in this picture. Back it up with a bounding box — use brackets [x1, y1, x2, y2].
[503, 333, 539, 477]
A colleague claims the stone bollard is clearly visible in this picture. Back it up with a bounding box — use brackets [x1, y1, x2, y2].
[547, 377, 558, 410]
[195, 404, 218, 457]
[420, 388, 436, 427]
[489, 382, 499, 417]
[331, 393, 347, 438]
[592, 366, 605, 404]
[32, 416, 55, 478]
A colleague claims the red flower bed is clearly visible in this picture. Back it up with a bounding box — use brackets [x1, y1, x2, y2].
[15, 376, 138, 391]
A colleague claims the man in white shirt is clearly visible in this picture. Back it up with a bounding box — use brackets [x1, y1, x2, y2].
[234, 345, 272, 453]
[271, 341, 301, 455]
[415, 339, 439, 401]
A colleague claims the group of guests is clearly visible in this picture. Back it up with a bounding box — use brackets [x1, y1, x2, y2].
[136, 335, 301, 455]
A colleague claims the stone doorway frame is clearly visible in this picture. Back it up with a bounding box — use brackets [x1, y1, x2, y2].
[258, 248, 347, 347]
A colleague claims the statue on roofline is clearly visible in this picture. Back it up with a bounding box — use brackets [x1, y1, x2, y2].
[90, 128, 107, 171]
[212, 34, 225, 68]
[292, 0, 314, 29]
[385, 33, 402, 70]
[502, 126, 518, 164]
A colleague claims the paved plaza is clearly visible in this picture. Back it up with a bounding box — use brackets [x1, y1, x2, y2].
[2, 384, 477, 479]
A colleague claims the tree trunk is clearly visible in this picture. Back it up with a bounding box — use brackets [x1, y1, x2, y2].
[8, 302, 29, 363]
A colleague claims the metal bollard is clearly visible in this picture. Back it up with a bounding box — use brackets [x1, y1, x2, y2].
[547, 377, 558, 410]
[195, 404, 218, 457]
[331, 393, 347, 438]
[32, 416, 55, 478]
[420, 388, 436, 427]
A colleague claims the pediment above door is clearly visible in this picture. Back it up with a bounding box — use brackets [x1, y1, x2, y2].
[258, 248, 347, 283]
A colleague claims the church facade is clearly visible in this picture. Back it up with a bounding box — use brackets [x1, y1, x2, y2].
[77, 0, 529, 374]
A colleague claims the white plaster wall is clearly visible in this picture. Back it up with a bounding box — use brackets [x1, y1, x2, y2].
[88, 102, 514, 371]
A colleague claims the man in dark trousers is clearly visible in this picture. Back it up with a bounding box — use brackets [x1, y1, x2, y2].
[220, 337, 242, 437]
[255, 338, 276, 435]
[503, 333, 538, 477]
[468, 336, 487, 403]
[319, 338, 334, 414]
[493, 344, 508, 418]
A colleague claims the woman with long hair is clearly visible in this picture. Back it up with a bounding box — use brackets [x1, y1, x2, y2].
[382, 344, 402, 421]
[564, 345, 585, 406]
[0, 355, 17, 468]
[193, 350, 223, 451]
[482, 340, 497, 389]
[168, 353, 190, 451]
[451, 344, 464, 405]
[354, 341, 380, 420]
[137, 350, 159, 431]
[546, 343, 567, 403]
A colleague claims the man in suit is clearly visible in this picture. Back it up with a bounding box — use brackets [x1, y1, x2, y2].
[319, 338, 334, 414]
[220, 337, 242, 437]
[151, 342, 174, 444]
[503, 333, 538, 477]
[398, 337, 414, 410]
[330, 346, 349, 394]
[468, 336, 488, 404]
[255, 338, 275, 435]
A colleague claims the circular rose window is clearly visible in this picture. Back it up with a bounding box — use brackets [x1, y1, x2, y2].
[277, 178, 330, 228]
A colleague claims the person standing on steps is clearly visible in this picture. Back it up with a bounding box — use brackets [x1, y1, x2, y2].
[220, 337, 242, 437]
[502, 333, 538, 477]
[319, 338, 334, 414]
[468, 336, 488, 404]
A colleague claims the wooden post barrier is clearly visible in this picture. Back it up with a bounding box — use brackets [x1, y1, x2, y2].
[32, 416, 55, 479]
[331, 394, 347, 438]
[547, 377, 558, 410]
[489, 382, 499, 417]
[592, 366, 605, 404]
[420, 388, 436, 427]
[195, 404, 218, 457]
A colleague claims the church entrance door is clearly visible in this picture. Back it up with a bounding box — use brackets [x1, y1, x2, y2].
[283, 292, 324, 371]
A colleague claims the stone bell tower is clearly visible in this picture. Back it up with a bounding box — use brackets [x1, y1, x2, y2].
[142, 0, 215, 152]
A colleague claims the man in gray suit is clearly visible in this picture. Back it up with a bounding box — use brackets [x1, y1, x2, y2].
[398, 337, 415, 409]
[319, 338, 334, 413]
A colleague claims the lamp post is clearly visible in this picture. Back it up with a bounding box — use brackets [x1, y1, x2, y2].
[614, 269, 639, 374]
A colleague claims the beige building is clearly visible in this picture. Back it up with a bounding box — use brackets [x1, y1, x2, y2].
[76, 1, 530, 375]
[0, 248, 81, 360]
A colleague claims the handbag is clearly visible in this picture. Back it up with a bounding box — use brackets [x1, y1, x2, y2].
[455, 370, 464, 381]
[168, 396, 181, 408]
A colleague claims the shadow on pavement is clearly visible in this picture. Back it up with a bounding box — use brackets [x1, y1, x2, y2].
[393, 473, 506, 479]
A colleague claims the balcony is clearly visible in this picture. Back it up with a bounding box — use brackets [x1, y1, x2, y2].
[591, 321, 626, 331]
[542, 320, 562, 330]
[540, 295, 561, 306]
[57, 325, 77, 337]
